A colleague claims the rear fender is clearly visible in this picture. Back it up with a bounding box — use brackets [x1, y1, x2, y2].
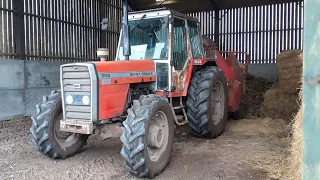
[216, 51, 248, 112]
[191, 49, 248, 112]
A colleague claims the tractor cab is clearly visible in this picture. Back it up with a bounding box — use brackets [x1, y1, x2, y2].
[116, 14, 170, 61]
[116, 8, 203, 61]
[116, 8, 205, 92]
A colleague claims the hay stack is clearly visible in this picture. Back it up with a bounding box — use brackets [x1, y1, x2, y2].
[288, 105, 302, 179]
[277, 50, 303, 94]
[260, 50, 302, 120]
[260, 89, 299, 120]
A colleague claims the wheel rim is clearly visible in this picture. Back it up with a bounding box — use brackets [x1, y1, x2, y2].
[211, 81, 225, 125]
[147, 110, 169, 162]
[54, 112, 79, 149]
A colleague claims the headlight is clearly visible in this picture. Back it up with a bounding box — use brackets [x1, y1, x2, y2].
[66, 95, 73, 104]
[82, 95, 90, 105]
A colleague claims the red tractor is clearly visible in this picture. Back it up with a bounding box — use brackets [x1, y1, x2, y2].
[30, 7, 249, 178]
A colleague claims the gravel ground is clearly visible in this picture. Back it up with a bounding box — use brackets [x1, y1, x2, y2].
[0, 117, 290, 180]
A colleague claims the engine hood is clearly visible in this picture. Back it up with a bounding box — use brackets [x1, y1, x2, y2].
[93, 60, 155, 73]
[92, 60, 157, 119]
[92, 60, 157, 85]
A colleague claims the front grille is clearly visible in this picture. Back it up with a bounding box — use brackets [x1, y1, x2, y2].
[61, 65, 92, 121]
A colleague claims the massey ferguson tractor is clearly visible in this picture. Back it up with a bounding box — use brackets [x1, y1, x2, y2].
[29, 4, 249, 178]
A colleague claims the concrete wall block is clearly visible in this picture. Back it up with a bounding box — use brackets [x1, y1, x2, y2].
[0, 59, 278, 120]
[25, 61, 64, 88]
[248, 63, 278, 82]
[0, 89, 25, 120]
[0, 60, 25, 89]
[25, 87, 61, 116]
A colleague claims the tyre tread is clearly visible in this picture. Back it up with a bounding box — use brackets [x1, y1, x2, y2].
[120, 95, 171, 178]
[30, 90, 87, 159]
[186, 66, 228, 138]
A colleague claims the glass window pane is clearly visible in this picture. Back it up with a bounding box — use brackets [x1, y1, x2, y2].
[172, 18, 187, 70]
[188, 21, 203, 58]
[156, 63, 169, 90]
[117, 17, 169, 60]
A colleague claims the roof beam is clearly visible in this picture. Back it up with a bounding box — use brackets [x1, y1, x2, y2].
[209, 0, 220, 10]
[132, 0, 196, 9]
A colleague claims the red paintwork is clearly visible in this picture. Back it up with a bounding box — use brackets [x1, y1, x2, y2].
[170, 47, 248, 112]
[155, 58, 193, 98]
[214, 50, 248, 112]
[93, 60, 156, 120]
[99, 84, 129, 119]
[94, 60, 155, 72]
[155, 91, 184, 97]
[182, 58, 194, 96]
[154, 48, 249, 113]
[92, 48, 249, 119]
[105, 77, 156, 85]
[220, 51, 250, 72]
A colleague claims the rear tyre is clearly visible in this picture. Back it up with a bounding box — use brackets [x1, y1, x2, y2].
[120, 95, 174, 178]
[186, 66, 229, 138]
[30, 90, 89, 159]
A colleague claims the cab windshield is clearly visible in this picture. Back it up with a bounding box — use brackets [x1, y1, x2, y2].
[117, 17, 169, 60]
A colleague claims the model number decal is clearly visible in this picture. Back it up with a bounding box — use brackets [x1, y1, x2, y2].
[99, 73, 110, 78]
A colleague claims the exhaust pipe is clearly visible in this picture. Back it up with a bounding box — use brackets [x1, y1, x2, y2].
[122, 0, 131, 60]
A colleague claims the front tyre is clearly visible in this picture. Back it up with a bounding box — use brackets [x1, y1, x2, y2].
[120, 95, 174, 178]
[30, 90, 89, 159]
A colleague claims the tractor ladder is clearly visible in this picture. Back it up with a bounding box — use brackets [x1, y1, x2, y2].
[170, 97, 189, 126]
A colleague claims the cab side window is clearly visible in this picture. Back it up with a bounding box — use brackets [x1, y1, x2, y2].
[187, 21, 203, 58]
[172, 18, 187, 70]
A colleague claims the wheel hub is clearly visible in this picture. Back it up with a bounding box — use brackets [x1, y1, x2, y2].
[211, 81, 225, 125]
[54, 112, 79, 149]
[148, 124, 164, 148]
[147, 111, 169, 162]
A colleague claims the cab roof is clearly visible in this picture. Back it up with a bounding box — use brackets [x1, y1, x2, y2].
[128, 8, 199, 23]
[128, 0, 302, 13]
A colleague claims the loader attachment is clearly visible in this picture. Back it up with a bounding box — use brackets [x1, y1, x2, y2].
[221, 51, 251, 73]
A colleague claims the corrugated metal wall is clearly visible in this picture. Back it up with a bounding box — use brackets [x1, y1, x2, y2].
[0, 0, 15, 59]
[0, 0, 122, 61]
[1, 2, 304, 63]
[189, 2, 304, 64]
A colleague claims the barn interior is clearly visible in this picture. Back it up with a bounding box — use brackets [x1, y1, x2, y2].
[0, 0, 304, 179]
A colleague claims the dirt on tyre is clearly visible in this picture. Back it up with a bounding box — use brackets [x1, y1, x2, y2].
[30, 90, 89, 159]
[120, 94, 174, 178]
[186, 66, 229, 138]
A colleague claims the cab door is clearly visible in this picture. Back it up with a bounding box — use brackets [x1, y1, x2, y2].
[170, 18, 204, 92]
[170, 17, 191, 91]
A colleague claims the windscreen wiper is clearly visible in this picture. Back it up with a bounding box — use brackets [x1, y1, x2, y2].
[130, 14, 147, 32]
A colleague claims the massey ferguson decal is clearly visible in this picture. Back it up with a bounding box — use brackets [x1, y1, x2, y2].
[98, 71, 156, 84]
